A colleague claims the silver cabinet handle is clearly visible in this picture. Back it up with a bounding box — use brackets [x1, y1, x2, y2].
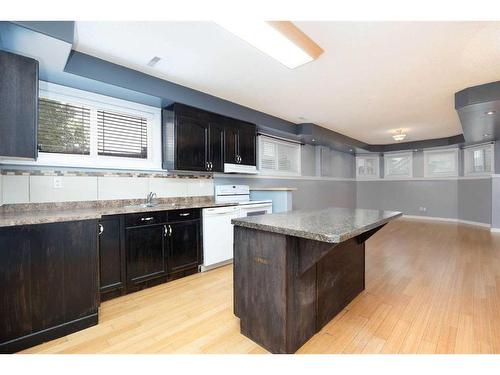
[164, 224, 168, 237]
[98, 223, 104, 235]
[209, 162, 213, 170]
[141, 217, 154, 222]
[179, 212, 190, 217]
[168, 225, 172, 236]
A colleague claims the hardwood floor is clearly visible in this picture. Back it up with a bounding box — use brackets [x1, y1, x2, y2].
[20, 218, 500, 354]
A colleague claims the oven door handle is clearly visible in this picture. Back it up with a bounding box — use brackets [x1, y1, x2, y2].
[240, 203, 272, 210]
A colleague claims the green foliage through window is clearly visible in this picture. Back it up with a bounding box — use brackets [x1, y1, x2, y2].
[38, 98, 91, 155]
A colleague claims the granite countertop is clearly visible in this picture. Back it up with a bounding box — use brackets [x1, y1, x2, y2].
[232, 207, 402, 243]
[249, 187, 298, 191]
[0, 198, 236, 227]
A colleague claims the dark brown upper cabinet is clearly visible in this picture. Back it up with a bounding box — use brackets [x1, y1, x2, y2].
[0, 50, 39, 160]
[162, 103, 256, 172]
[224, 119, 257, 166]
[208, 119, 225, 173]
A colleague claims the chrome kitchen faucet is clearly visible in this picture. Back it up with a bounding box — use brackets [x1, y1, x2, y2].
[146, 192, 157, 205]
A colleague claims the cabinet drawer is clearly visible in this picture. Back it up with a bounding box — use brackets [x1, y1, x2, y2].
[125, 212, 166, 227]
[167, 209, 200, 222]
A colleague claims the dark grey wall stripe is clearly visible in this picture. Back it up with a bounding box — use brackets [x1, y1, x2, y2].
[12, 21, 75, 44]
[64, 50, 298, 135]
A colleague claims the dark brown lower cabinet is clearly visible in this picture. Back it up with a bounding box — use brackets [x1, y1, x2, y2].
[98, 216, 126, 301]
[122, 210, 202, 294]
[167, 220, 201, 278]
[0, 220, 99, 353]
[125, 222, 168, 293]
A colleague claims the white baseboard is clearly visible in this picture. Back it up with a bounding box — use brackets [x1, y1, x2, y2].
[200, 259, 233, 272]
[491, 227, 500, 233]
[402, 214, 491, 229]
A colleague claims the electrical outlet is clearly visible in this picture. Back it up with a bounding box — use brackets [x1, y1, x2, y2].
[419, 206, 426, 212]
[53, 176, 62, 189]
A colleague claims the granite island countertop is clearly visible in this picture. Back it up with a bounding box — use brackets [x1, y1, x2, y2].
[0, 197, 237, 227]
[232, 207, 402, 243]
[249, 187, 298, 191]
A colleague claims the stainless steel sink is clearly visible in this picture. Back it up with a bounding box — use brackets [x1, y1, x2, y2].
[123, 203, 158, 209]
[123, 202, 180, 209]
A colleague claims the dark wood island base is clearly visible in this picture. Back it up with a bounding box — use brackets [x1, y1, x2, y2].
[232, 207, 401, 354]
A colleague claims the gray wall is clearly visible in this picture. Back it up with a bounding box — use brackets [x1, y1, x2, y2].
[493, 177, 500, 229]
[317, 146, 355, 178]
[356, 178, 492, 225]
[496, 142, 500, 174]
[214, 176, 356, 211]
[457, 179, 492, 224]
[300, 144, 317, 177]
[357, 180, 458, 219]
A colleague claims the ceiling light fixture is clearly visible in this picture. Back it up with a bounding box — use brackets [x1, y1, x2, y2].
[486, 111, 496, 115]
[392, 129, 407, 142]
[216, 21, 323, 69]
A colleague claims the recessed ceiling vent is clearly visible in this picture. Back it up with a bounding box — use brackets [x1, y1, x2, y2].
[147, 56, 162, 67]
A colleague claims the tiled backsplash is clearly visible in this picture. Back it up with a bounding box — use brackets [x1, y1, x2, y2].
[0, 168, 214, 205]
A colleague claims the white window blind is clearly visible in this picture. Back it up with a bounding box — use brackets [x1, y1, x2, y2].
[97, 110, 148, 159]
[384, 152, 412, 178]
[356, 156, 379, 179]
[465, 144, 494, 176]
[424, 149, 459, 177]
[258, 136, 301, 175]
[38, 98, 91, 155]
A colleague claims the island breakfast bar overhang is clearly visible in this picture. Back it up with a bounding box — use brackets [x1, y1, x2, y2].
[232, 207, 402, 354]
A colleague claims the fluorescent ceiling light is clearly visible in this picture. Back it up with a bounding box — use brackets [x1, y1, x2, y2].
[216, 21, 323, 69]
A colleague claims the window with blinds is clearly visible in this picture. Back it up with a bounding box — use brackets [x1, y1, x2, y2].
[38, 98, 91, 154]
[384, 152, 413, 178]
[464, 144, 494, 176]
[424, 148, 459, 177]
[258, 136, 301, 175]
[97, 110, 148, 159]
[356, 155, 380, 179]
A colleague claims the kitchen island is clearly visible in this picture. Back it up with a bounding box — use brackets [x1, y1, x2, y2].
[232, 207, 402, 354]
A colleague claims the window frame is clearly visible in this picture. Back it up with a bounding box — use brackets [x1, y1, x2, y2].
[258, 135, 302, 177]
[383, 152, 413, 179]
[5, 81, 162, 171]
[423, 148, 459, 178]
[464, 143, 495, 177]
[355, 155, 380, 180]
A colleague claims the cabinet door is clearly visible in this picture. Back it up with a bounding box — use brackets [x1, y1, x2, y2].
[167, 220, 200, 274]
[99, 216, 125, 300]
[176, 115, 209, 171]
[0, 220, 98, 352]
[126, 225, 167, 290]
[224, 126, 239, 164]
[0, 50, 38, 159]
[238, 124, 257, 166]
[209, 121, 225, 172]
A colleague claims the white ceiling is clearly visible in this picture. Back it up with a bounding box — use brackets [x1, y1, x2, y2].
[74, 21, 500, 144]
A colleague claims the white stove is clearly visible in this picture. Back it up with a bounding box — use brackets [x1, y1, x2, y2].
[201, 185, 272, 271]
[214, 185, 273, 211]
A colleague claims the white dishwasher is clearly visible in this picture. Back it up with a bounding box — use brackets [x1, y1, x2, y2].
[201, 205, 241, 271]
